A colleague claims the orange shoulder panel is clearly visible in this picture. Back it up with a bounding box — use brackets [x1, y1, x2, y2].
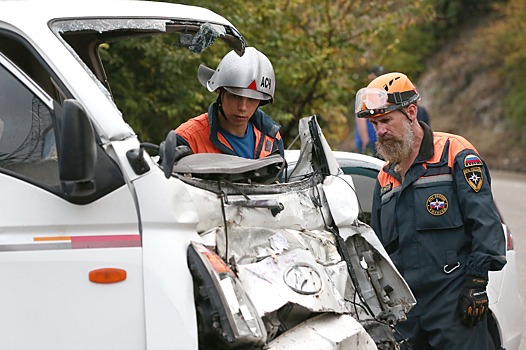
[378, 168, 401, 188]
[433, 132, 478, 167]
[175, 113, 222, 154]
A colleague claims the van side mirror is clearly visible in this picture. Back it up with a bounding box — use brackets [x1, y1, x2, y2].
[58, 99, 97, 196]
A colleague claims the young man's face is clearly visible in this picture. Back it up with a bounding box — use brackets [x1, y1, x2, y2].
[220, 90, 260, 129]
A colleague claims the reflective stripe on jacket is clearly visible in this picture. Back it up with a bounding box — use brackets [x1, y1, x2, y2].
[371, 122, 506, 299]
[175, 103, 284, 159]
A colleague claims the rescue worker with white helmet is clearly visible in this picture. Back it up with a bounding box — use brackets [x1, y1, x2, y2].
[175, 47, 284, 159]
[355, 72, 506, 349]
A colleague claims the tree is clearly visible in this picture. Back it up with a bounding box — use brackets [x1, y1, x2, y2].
[103, 0, 433, 147]
[500, 0, 526, 142]
[99, 32, 233, 144]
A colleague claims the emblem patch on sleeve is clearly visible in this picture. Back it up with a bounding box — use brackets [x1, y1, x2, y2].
[426, 193, 448, 216]
[265, 139, 272, 152]
[464, 154, 483, 167]
[463, 167, 483, 192]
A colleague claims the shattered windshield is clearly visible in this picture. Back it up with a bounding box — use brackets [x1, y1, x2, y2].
[50, 17, 245, 97]
[51, 18, 245, 55]
[49, 18, 246, 143]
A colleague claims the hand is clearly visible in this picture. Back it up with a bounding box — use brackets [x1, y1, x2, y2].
[458, 275, 488, 327]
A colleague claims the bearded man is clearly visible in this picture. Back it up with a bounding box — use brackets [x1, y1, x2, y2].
[354, 72, 506, 350]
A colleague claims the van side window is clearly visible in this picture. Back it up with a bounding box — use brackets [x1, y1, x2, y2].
[0, 31, 125, 204]
[0, 58, 60, 186]
[0, 33, 67, 102]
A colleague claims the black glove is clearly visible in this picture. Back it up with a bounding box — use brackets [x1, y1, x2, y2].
[159, 131, 193, 179]
[458, 275, 488, 327]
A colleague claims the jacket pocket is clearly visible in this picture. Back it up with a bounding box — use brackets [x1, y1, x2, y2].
[413, 175, 463, 231]
[380, 188, 399, 253]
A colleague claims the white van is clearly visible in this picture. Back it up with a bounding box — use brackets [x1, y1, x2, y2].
[0, 1, 415, 349]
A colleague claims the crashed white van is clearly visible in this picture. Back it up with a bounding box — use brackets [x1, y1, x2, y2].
[0, 1, 415, 349]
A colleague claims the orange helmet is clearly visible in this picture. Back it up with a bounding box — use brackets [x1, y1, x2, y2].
[355, 72, 420, 118]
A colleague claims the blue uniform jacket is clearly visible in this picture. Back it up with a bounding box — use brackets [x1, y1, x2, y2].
[371, 122, 506, 314]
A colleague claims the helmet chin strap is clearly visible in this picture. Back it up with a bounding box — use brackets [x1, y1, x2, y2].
[216, 91, 227, 121]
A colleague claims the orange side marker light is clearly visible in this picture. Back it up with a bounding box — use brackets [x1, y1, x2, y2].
[89, 268, 127, 284]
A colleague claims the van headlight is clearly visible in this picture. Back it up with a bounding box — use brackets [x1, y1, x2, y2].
[188, 242, 267, 348]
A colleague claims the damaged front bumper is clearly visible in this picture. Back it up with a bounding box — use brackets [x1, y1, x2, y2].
[174, 116, 415, 349]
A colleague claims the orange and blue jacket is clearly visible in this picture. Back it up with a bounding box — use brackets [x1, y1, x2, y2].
[175, 103, 284, 159]
[371, 122, 506, 304]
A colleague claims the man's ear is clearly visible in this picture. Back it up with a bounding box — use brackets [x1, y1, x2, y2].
[408, 104, 418, 120]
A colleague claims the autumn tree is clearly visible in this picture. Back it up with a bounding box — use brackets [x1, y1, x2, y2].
[102, 0, 439, 147]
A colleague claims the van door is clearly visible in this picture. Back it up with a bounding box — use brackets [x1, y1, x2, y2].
[0, 35, 145, 350]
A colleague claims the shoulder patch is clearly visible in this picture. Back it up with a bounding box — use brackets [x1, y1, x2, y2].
[380, 183, 392, 196]
[464, 154, 483, 167]
[463, 166, 484, 192]
[265, 139, 272, 152]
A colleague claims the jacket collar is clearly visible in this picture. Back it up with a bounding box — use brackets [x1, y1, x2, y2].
[207, 103, 235, 155]
[415, 121, 434, 164]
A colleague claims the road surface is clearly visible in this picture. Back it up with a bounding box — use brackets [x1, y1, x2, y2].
[491, 171, 526, 350]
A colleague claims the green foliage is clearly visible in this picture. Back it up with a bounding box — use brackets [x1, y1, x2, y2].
[99, 19, 232, 143]
[150, 0, 429, 148]
[501, 2, 526, 144]
[475, 0, 526, 144]
[103, 0, 519, 148]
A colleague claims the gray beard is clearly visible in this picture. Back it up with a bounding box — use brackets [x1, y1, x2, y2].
[376, 122, 415, 166]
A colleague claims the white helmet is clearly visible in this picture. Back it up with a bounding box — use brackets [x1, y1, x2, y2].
[197, 47, 275, 104]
